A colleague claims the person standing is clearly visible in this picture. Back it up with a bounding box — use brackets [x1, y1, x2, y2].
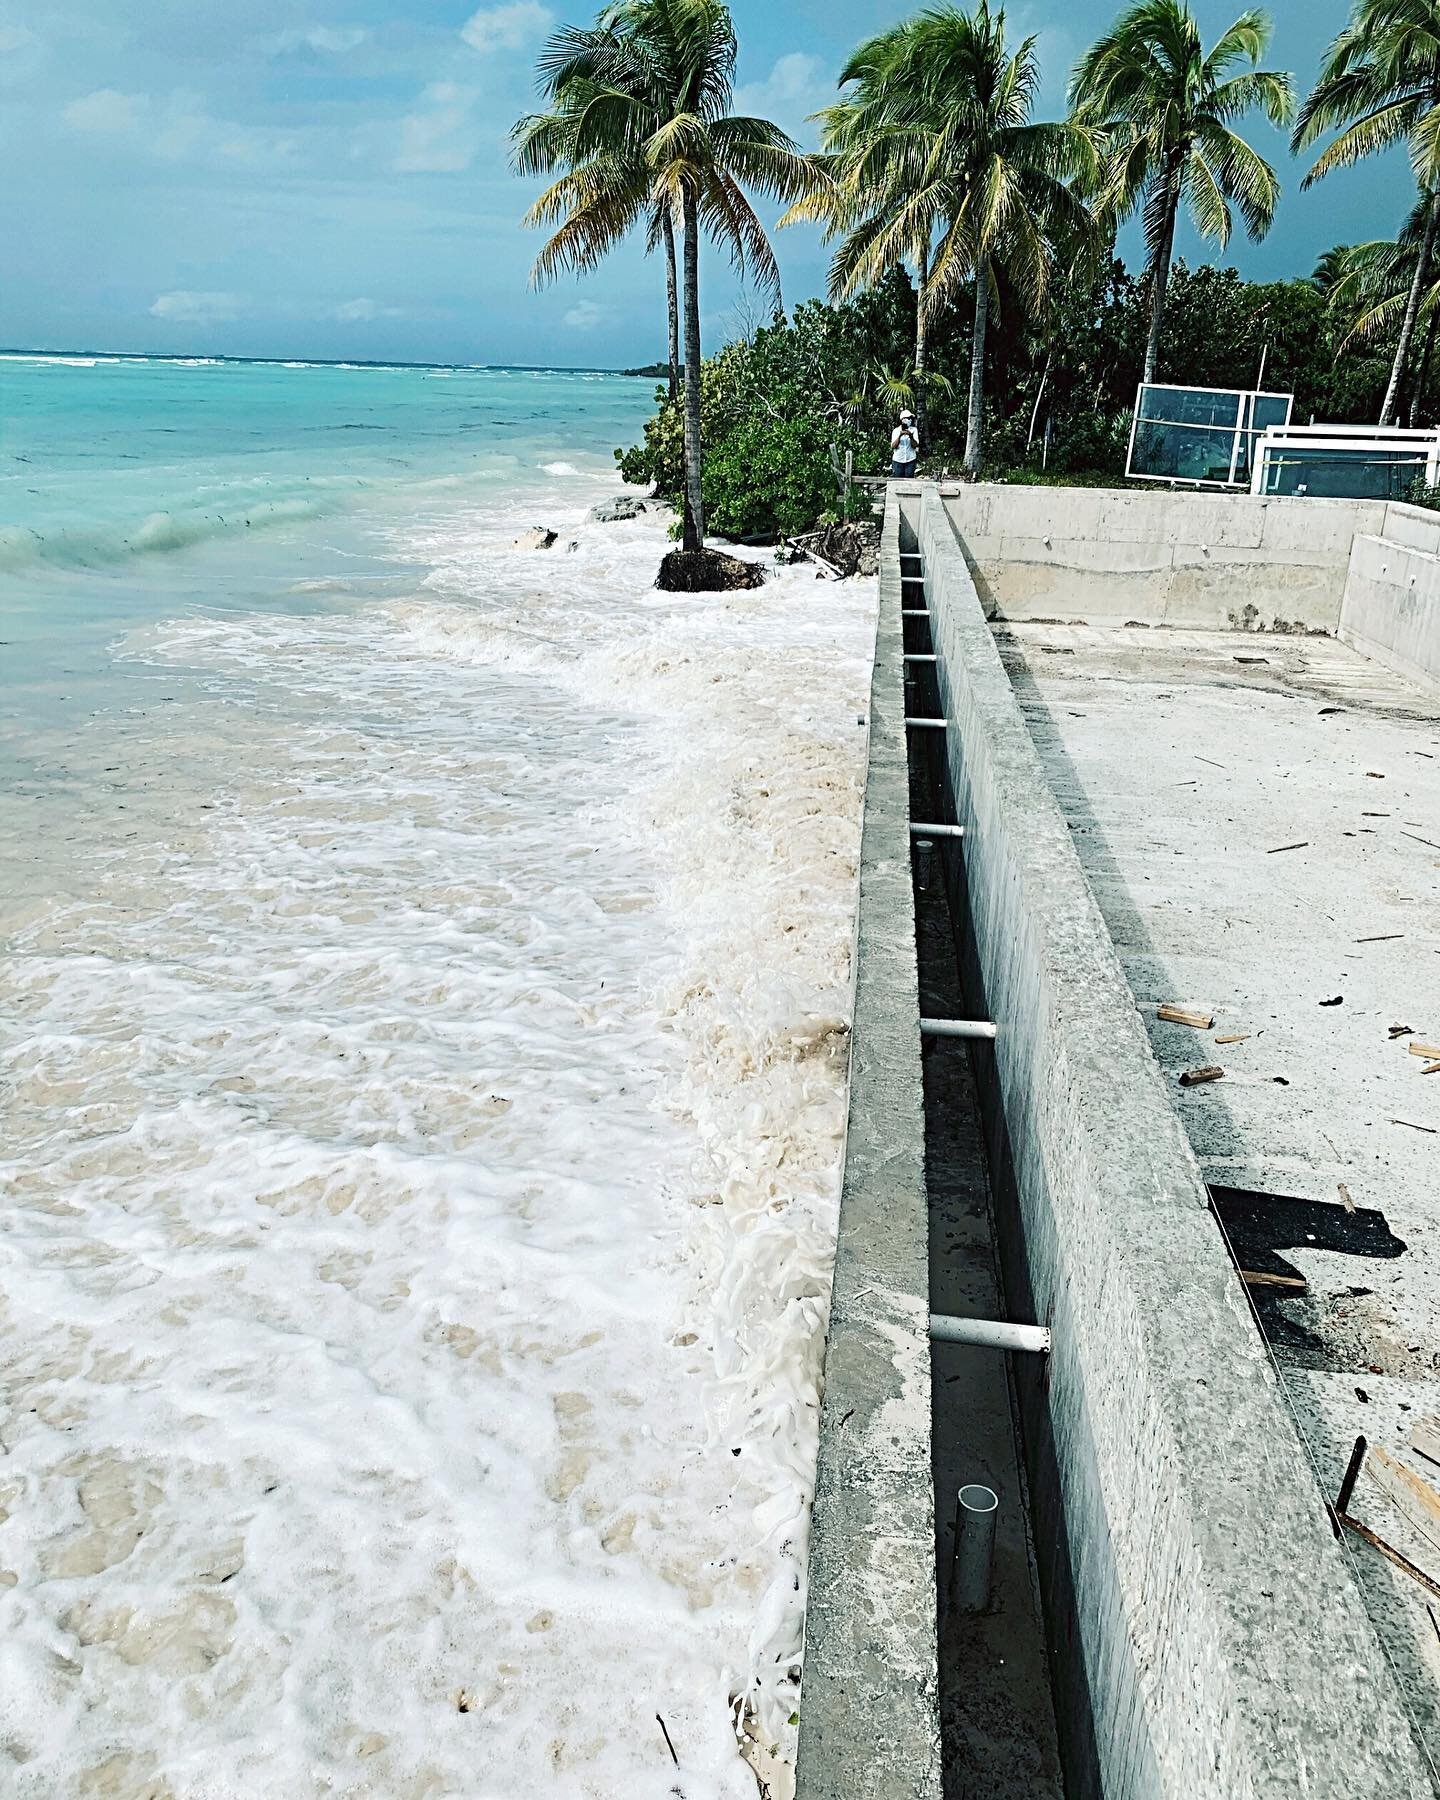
[891, 409, 920, 478]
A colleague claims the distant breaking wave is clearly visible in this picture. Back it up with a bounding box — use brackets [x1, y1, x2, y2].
[0, 493, 343, 573]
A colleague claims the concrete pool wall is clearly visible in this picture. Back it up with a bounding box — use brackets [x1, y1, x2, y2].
[942, 483, 1440, 688]
[796, 481, 1436, 1799]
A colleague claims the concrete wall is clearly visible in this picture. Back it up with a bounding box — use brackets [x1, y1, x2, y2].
[913, 486, 1432, 1799]
[942, 484, 1389, 631]
[795, 492, 942, 1800]
[1340, 504, 1440, 690]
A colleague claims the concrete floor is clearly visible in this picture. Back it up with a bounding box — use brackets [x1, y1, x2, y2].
[997, 621, 1440, 1773]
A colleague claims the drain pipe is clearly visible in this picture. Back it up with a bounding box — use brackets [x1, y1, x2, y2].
[921, 1017, 996, 1041]
[948, 1484, 1000, 1615]
[930, 1314, 1051, 1355]
[910, 822, 965, 838]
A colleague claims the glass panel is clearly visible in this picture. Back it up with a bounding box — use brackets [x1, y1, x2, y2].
[1252, 395, 1291, 431]
[1138, 385, 1242, 429]
[1131, 418, 1241, 483]
[1260, 446, 1428, 500]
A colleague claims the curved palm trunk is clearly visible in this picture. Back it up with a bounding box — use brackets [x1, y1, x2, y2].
[914, 238, 931, 450]
[1144, 168, 1182, 388]
[1382, 188, 1439, 428]
[963, 260, 990, 479]
[662, 209, 681, 405]
[680, 187, 705, 553]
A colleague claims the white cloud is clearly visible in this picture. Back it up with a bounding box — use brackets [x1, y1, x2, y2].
[63, 87, 296, 167]
[460, 2, 552, 54]
[150, 291, 245, 324]
[562, 300, 608, 331]
[332, 298, 405, 322]
[733, 52, 830, 141]
[262, 25, 371, 57]
[395, 82, 478, 174]
[64, 88, 147, 133]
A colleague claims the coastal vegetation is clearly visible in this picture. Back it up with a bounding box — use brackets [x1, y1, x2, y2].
[518, 0, 1440, 544]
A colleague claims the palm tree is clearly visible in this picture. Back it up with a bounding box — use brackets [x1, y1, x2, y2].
[783, 23, 944, 445]
[793, 4, 1095, 477]
[1295, 0, 1440, 427]
[513, 17, 681, 403]
[514, 0, 811, 552]
[1071, 1, 1293, 387]
[1327, 198, 1440, 422]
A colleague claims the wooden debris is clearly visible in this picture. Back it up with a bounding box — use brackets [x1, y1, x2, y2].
[1267, 841, 1309, 855]
[1355, 934, 1404, 944]
[1390, 1024, 1416, 1039]
[1338, 1182, 1355, 1213]
[1392, 1119, 1438, 1134]
[1368, 1444, 1440, 1544]
[1423, 1062, 1440, 1076]
[1366, 771, 1386, 779]
[1158, 1004, 1215, 1029]
[1408, 1042, 1440, 1060]
[1319, 995, 1344, 1007]
[1413, 1417, 1440, 1469]
[1240, 1269, 1309, 1292]
[1215, 1033, 1251, 1046]
[1339, 1514, 1440, 1602]
[1179, 1066, 1225, 1087]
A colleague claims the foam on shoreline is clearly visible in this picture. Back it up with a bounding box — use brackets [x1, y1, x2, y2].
[0, 497, 876, 1796]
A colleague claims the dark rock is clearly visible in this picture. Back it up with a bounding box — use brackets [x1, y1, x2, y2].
[656, 549, 766, 593]
[512, 526, 558, 550]
[587, 497, 648, 523]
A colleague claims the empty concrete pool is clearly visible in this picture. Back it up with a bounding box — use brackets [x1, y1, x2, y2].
[796, 481, 1440, 1799]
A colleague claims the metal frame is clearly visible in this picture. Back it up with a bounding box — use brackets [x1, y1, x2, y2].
[1125, 381, 1295, 489]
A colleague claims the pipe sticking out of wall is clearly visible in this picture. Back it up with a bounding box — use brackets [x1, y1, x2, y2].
[930, 1315, 1052, 1355]
[920, 1017, 997, 1040]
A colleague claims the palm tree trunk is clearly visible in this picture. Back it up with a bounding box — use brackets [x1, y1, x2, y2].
[680, 186, 705, 553]
[662, 209, 681, 406]
[963, 260, 989, 479]
[1144, 162, 1182, 387]
[914, 238, 930, 449]
[1382, 188, 1439, 427]
[1410, 304, 1439, 428]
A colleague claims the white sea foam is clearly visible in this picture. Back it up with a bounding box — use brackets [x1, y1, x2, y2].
[0, 503, 875, 1796]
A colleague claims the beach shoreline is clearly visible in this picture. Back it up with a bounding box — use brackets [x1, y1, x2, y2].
[0, 464, 877, 1796]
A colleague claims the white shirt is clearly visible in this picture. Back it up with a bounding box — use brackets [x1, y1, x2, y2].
[892, 423, 919, 464]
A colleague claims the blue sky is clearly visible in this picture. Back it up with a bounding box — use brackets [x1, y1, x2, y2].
[0, 0, 1414, 365]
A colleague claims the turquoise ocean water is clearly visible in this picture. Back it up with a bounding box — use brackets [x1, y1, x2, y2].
[1, 352, 655, 764]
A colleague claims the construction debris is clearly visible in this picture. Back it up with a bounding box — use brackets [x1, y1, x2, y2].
[1390, 1025, 1416, 1039]
[1407, 1042, 1440, 1060]
[1158, 1004, 1215, 1029]
[1338, 1183, 1355, 1213]
[1215, 1033, 1251, 1046]
[1412, 1417, 1440, 1469]
[1267, 841, 1309, 855]
[1179, 1066, 1225, 1087]
[1240, 1269, 1308, 1292]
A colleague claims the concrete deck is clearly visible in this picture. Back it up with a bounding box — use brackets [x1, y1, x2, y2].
[998, 619, 1440, 1770]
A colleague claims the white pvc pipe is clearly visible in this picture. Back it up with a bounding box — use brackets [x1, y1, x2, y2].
[910, 823, 965, 838]
[904, 653, 938, 662]
[920, 1017, 996, 1040]
[930, 1315, 1052, 1354]
[905, 717, 949, 729]
[949, 1484, 999, 1616]
[901, 609, 929, 618]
